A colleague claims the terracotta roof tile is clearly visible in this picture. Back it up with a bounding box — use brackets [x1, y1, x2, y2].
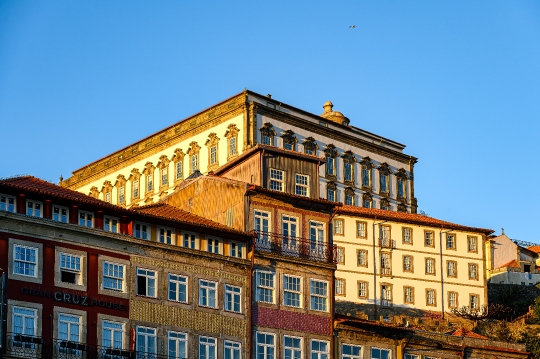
[527, 245, 540, 253]
[134, 203, 249, 236]
[338, 205, 493, 234]
[497, 259, 521, 269]
[451, 328, 489, 340]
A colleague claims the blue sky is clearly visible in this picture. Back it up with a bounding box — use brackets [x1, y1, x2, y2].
[1, 1, 539, 241]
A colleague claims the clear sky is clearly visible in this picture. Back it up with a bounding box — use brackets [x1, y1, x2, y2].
[1, 1, 539, 242]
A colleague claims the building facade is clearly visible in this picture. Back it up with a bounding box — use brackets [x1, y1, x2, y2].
[60, 90, 418, 213]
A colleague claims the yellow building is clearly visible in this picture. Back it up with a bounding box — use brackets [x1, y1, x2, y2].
[332, 206, 493, 319]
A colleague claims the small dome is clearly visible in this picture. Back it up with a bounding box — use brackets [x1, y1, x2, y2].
[320, 101, 350, 126]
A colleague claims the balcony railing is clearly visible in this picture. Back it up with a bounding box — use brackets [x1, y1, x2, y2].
[381, 299, 393, 308]
[253, 231, 337, 264]
[380, 267, 392, 276]
[379, 238, 396, 249]
[4, 333, 171, 359]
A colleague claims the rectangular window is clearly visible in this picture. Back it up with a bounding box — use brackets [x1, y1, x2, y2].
[295, 173, 309, 196]
[147, 174, 153, 192]
[136, 327, 156, 357]
[357, 221, 367, 238]
[284, 336, 302, 359]
[381, 284, 392, 306]
[426, 289, 436, 306]
[327, 189, 336, 202]
[469, 263, 478, 280]
[0, 194, 16, 212]
[333, 219, 344, 235]
[161, 167, 168, 186]
[225, 284, 241, 313]
[207, 238, 220, 254]
[326, 157, 335, 175]
[103, 262, 124, 291]
[52, 205, 69, 223]
[362, 167, 370, 187]
[137, 268, 156, 297]
[283, 275, 302, 308]
[176, 161, 183, 180]
[199, 336, 217, 359]
[102, 320, 124, 352]
[14, 244, 37, 277]
[26, 200, 42, 217]
[133, 180, 139, 198]
[230, 242, 243, 258]
[380, 253, 391, 275]
[60, 253, 81, 284]
[446, 233, 456, 250]
[342, 344, 362, 359]
[336, 247, 345, 264]
[269, 168, 284, 191]
[468, 236, 478, 252]
[183, 233, 197, 249]
[403, 255, 413, 272]
[191, 154, 199, 173]
[402, 227, 412, 244]
[357, 250, 368, 267]
[447, 261, 457, 277]
[158, 227, 174, 244]
[379, 173, 388, 193]
[210, 146, 217, 165]
[12, 306, 36, 337]
[224, 340, 241, 359]
[305, 147, 314, 155]
[229, 137, 237, 156]
[425, 258, 435, 275]
[380, 225, 390, 240]
[168, 274, 188, 303]
[336, 278, 345, 296]
[425, 231, 434, 247]
[404, 286, 414, 304]
[104, 216, 119, 233]
[311, 340, 329, 359]
[397, 178, 406, 198]
[344, 162, 353, 181]
[79, 210, 94, 228]
[284, 141, 293, 150]
[168, 331, 187, 359]
[199, 280, 217, 308]
[262, 135, 272, 145]
[358, 281, 368, 299]
[256, 271, 275, 303]
[105, 192, 111, 203]
[133, 223, 148, 240]
[119, 186, 125, 204]
[470, 294, 480, 309]
[448, 292, 458, 308]
[363, 198, 372, 208]
[310, 279, 328, 312]
[256, 332, 275, 359]
[371, 348, 391, 359]
[345, 194, 354, 206]
[58, 314, 81, 355]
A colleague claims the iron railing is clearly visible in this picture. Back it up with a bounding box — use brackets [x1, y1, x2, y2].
[3, 334, 172, 359]
[381, 299, 393, 308]
[253, 231, 337, 264]
[380, 267, 392, 276]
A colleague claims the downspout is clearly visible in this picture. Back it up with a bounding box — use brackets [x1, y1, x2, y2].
[328, 206, 339, 359]
[439, 228, 451, 319]
[247, 193, 255, 359]
[373, 219, 386, 320]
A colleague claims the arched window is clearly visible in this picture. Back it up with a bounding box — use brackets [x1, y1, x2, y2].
[224, 124, 240, 160]
[302, 136, 318, 155]
[359, 157, 374, 190]
[342, 151, 356, 185]
[205, 133, 220, 170]
[324, 144, 339, 179]
[259, 123, 276, 146]
[281, 130, 297, 151]
[187, 142, 201, 175]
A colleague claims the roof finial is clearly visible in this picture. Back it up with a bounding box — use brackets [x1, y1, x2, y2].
[502, 227, 505, 235]
[322, 101, 333, 113]
[59, 175, 63, 182]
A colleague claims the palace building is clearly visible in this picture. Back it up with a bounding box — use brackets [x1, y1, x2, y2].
[60, 90, 418, 213]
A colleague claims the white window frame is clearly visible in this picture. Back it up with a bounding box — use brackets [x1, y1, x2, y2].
[447, 234, 456, 249]
[168, 331, 187, 359]
[224, 284, 242, 313]
[342, 343, 362, 359]
[136, 268, 157, 298]
[199, 279, 218, 308]
[102, 320, 124, 352]
[52, 205, 69, 223]
[284, 336, 302, 359]
[58, 313, 82, 354]
[229, 137, 237, 157]
[102, 262, 125, 291]
[269, 168, 284, 192]
[158, 227, 175, 245]
[310, 279, 328, 312]
[26, 200, 43, 218]
[168, 273, 188, 303]
[335, 278, 345, 296]
[59, 252, 82, 285]
[295, 173, 309, 197]
[191, 154, 199, 173]
[230, 241, 244, 259]
[133, 222, 149, 240]
[136, 326, 156, 357]
[210, 145, 217, 165]
[427, 289, 436, 305]
[358, 281, 368, 298]
[311, 339, 330, 359]
[357, 222, 367, 237]
[182, 232, 198, 249]
[207, 237, 221, 254]
[133, 180, 140, 198]
[146, 174, 153, 192]
[0, 193, 16, 212]
[175, 161, 183, 180]
[333, 219, 343, 235]
[448, 292, 457, 308]
[224, 340, 241, 359]
[256, 332, 275, 359]
[255, 270, 275, 304]
[104, 216, 119, 233]
[283, 274, 302, 308]
[161, 167, 168, 186]
[426, 258, 435, 274]
[13, 244, 38, 278]
[12, 306, 37, 336]
[78, 210, 94, 228]
[199, 336, 217, 359]
[403, 228, 412, 243]
[118, 186, 126, 204]
[371, 347, 391, 359]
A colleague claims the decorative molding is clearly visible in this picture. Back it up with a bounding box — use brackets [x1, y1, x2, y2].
[205, 133, 220, 170]
[281, 129, 297, 150]
[89, 186, 100, 199]
[302, 136, 318, 154]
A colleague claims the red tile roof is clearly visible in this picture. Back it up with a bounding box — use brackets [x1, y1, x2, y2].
[338, 205, 494, 235]
[496, 259, 521, 269]
[527, 245, 540, 253]
[134, 203, 249, 236]
[0, 175, 124, 211]
[451, 328, 489, 340]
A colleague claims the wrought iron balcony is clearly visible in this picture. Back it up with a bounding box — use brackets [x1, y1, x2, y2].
[381, 299, 393, 308]
[253, 231, 337, 264]
[380, 267, 392, 276]
[3, 333, 171, 359]
[378, 238, 396, 249]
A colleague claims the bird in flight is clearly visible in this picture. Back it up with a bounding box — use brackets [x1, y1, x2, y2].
[349, 25, 356, 28]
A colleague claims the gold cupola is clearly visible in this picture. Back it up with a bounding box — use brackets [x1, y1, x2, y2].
[320, 101, 350, 126]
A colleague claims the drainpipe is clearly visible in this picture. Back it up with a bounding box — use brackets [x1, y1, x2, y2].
[328, 205, 339, 359]
[439, 228, 452, 319]
[373, 219, 387, 319]
[248, 232, 255, 359]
